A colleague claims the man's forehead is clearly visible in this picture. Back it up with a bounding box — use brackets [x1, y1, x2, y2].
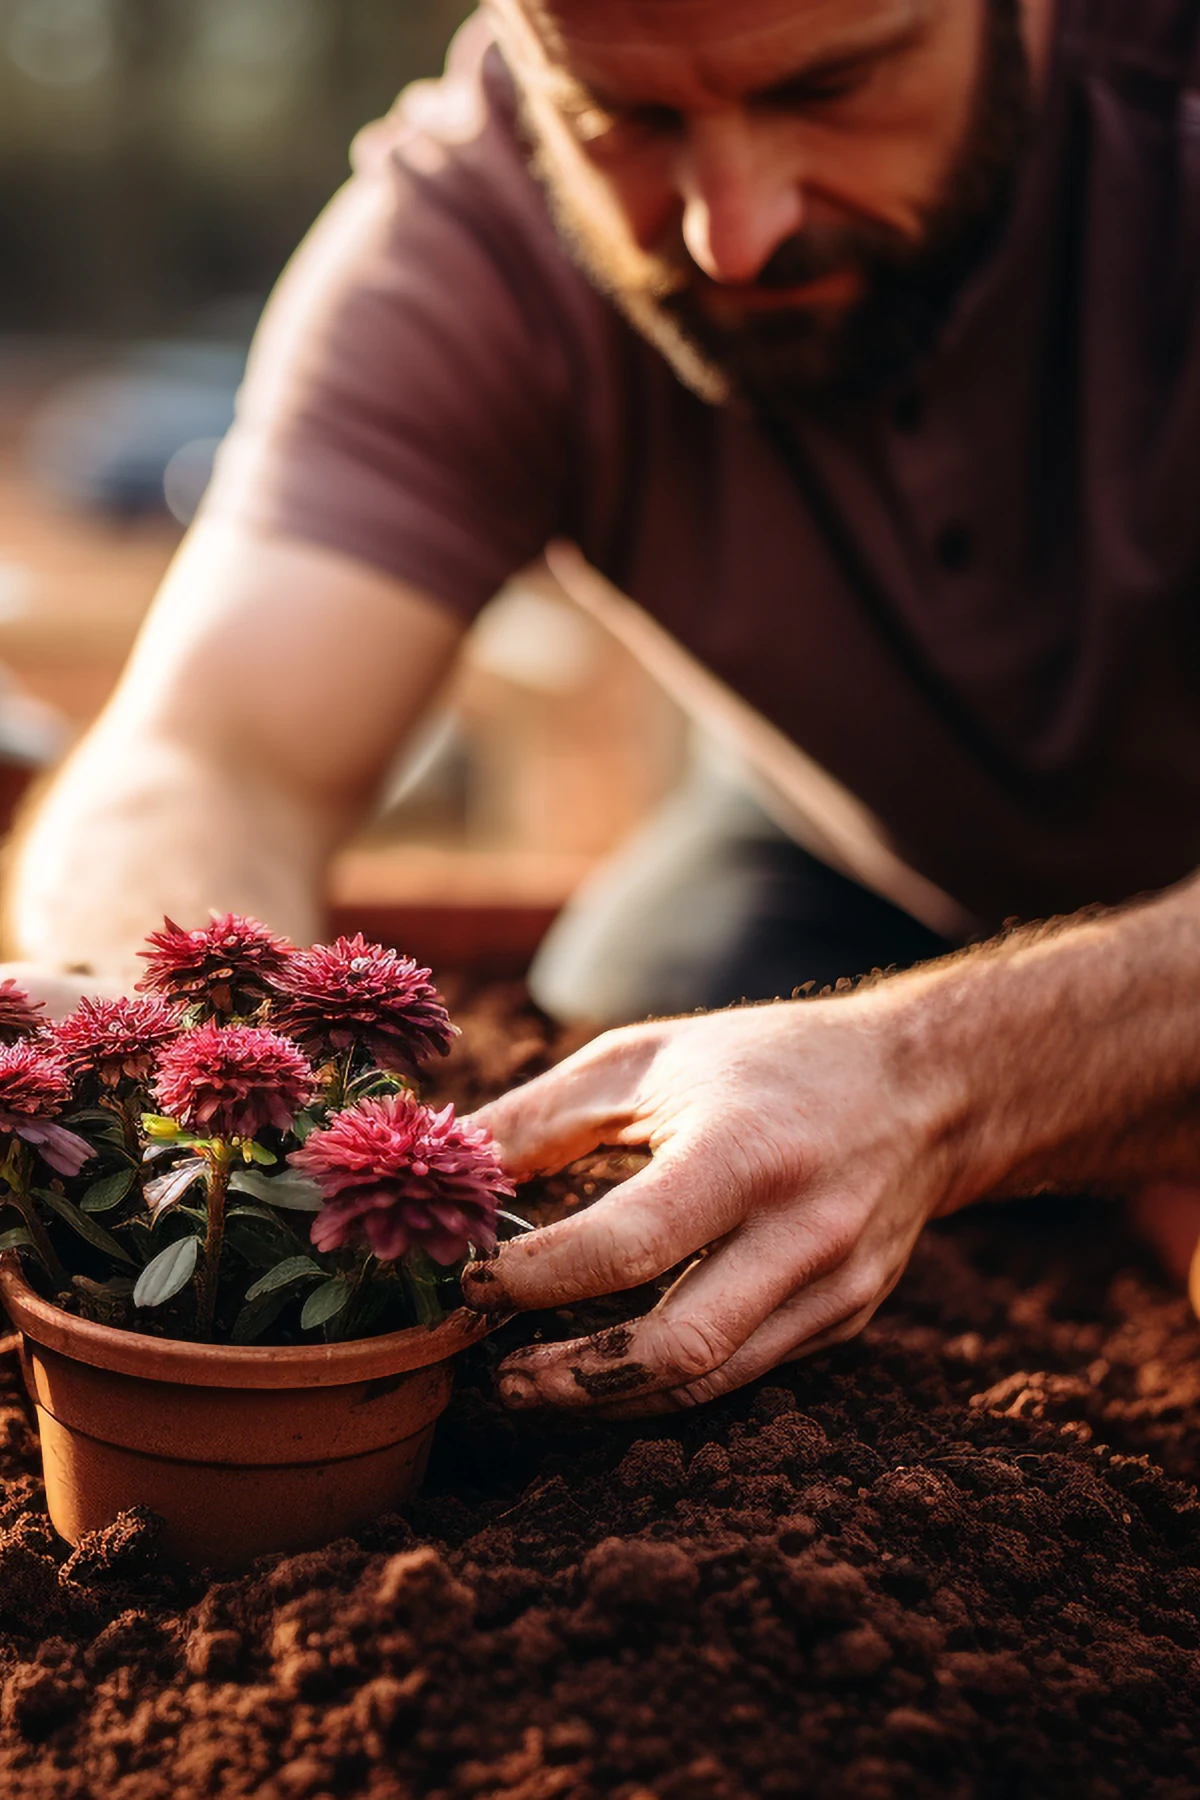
[510, 0, 939, 104]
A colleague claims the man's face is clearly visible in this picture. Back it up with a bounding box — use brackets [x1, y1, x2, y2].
[490, 0, 1036, 405]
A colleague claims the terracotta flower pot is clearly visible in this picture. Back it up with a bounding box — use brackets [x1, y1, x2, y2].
[0, 1252, 489, 1569]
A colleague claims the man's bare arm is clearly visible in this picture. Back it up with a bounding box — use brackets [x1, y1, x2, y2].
[3, 517, 463, 988]
[461, 875, 1200, 1412]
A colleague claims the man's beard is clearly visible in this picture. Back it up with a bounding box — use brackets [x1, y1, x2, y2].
[521, 0, 1035, 409]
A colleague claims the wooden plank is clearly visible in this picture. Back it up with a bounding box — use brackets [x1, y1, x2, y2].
[325, 899, 558, 978]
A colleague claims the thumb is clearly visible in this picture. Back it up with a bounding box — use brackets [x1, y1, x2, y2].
[465, 1025, 661, 1179]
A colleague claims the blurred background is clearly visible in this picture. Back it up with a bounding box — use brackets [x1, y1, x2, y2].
[0, 0, 687, 971]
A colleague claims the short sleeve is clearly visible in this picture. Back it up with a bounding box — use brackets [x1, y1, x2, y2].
[202, 17, 594, 619]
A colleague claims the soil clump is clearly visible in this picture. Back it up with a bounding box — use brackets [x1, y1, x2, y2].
[0, 985, 1199, 1797]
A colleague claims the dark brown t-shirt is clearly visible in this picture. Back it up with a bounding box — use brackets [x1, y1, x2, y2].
[206, 0, 1200, 929]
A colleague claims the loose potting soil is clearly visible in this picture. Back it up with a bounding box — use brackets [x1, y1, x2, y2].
[1, 985, 1200, 1798]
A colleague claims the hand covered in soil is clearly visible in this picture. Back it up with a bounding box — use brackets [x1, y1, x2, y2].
[461, 993, 965, 1413]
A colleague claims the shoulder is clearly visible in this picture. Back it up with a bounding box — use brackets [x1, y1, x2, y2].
[354, 13, 517, 181]
[1056, 0, 1200, 86]
[349, 16, 588, 316]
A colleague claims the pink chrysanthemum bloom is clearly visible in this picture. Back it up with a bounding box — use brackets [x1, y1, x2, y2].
[0, 979, 46, 1046]
[154, 1022, 316, 1141]
[55, 995, 181, 1096]
[291, 1093, 512, 1265]
[268, 935, 455, 1078]
[0, 1041, 92, 1176]
[137, 913, 293, 1018]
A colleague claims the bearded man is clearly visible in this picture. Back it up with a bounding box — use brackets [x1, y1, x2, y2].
[9, 0, 1200, 1413]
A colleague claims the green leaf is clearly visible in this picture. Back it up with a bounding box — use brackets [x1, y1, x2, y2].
[80, 1168, 136, 1214]
[291, 1110, 321, 1145]
[300, 1275, 351, 1330]
[225, 1201, 300, 1234]
[0, 1226, 35, 1254]
[231, 1286, 292, 1345]
[64, 1105, 128, 1135]
[133, 1235, 200, 1308]
[243, 1255, 324, 1304]
[242, 1141, 278, 1166]
[227, 1198, 305, 1234]
[34, 1189, 137, 1267]
[148, 1206, 207, 1254]
[401, 1250, 447, 1329]
[229, 1168, 324, 1212]
[225, 1208, 303, 1271]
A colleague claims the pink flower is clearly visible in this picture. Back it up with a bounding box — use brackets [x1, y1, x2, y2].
[137, 913, 293, 1018]
[291, 1093, 512, 1266]
[268, 935, 454, 1078]
[154, 1023, 316, 1141]
[0, 1041, 93, 1177]
[0, 980, 46, 1046]
[55, 995, 181, 1096]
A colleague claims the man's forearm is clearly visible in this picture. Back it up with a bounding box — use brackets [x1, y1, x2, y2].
[0, 519, 464, 988]
[3, 725, 329, 983]
[891, 877, 1200, 1204]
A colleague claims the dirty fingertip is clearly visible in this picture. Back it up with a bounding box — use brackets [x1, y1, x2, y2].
[460, 1260, 510, 1312]
[498, 1368, 542, 1409]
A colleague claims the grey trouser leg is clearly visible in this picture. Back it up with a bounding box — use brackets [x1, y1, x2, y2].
[528, 748, 955, 1027]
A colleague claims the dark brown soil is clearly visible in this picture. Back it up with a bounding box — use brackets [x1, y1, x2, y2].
[2, 986, 1200, 1798]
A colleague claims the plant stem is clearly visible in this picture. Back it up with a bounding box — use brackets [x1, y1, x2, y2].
[1, 1142, 68, 1289]
[12, 1194, 68, 1290]
[196, 1147, 232, 1338]
[112, 1094, 150, 1208]
[402, 1252, 444, 1329]
[335, 1251, 374, 1342]
[326, 1047, 356, 1113]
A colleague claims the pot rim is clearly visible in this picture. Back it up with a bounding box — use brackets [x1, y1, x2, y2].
[0, 1252, 491, 1389]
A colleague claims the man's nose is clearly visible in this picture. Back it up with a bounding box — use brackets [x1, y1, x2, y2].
[678, 112, 806, 286]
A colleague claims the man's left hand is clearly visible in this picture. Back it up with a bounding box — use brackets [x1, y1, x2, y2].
[460, 992, 967, 1414]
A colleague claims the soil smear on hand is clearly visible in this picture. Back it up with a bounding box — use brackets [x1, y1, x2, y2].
[1, 983, 1200, 1797]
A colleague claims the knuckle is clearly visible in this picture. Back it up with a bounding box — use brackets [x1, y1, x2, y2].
[792, 1194, 871, 1274]
[602, 1021, 654, 1054]
[653, 1313, 740, 1384]
[823, 1216, 863, 1266]
[782, 1283, 854, 1346]
[779, 1217, 853, 1287]
[574, 1026, 631, 1073]
[840, 1268, 882, 1318]
[589, 1021, 661, 1076]
[822, 1309, 872, 1350]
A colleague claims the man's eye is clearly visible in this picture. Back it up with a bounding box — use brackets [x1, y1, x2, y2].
[572, 103, 681, 147]
[767, 64, 875, 109]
